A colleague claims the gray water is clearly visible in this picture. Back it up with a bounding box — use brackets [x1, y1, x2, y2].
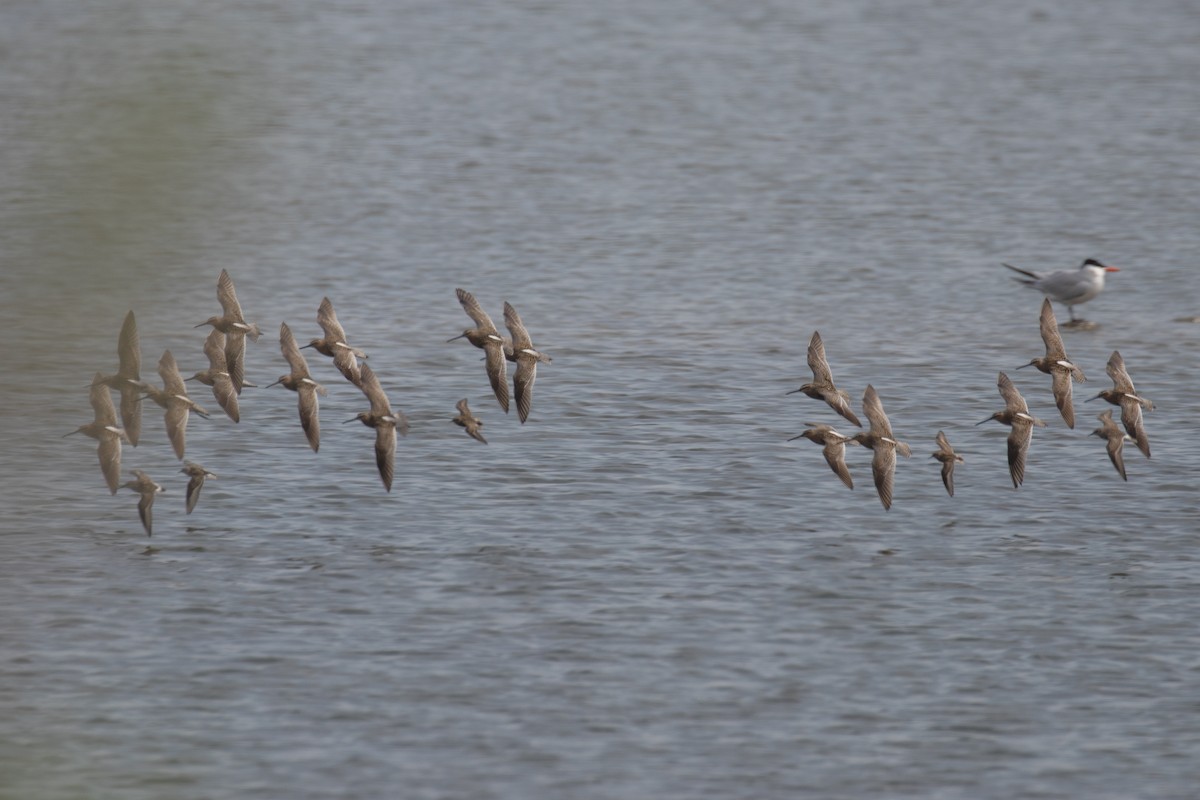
[3, 1, 1200, 798]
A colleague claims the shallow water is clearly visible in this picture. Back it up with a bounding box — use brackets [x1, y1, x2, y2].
[3, 1, 1200, 798]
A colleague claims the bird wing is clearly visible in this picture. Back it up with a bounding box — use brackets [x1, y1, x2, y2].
[297, 384, 321, 452]
[456, 288, 499, 333]
[997, 372, 1028, 414]
[1119, 397, 1150, 458]
[216, 269, 246, 321]
[211, 373, 240, 423]
[375, 423, 395, 492]
[316, 297, 349, 342]
[165, 401, 189, 460]
[935, 430, 951, 454]
[186, 474, 204, 514]
[940, 458, 956, 497]
[861, 384, 894, 438]
[513, 356, 538, 424]
[503, 302, 533, 351]
[203, 329, 228, 370]
[806, 331, 834, 384]
[119, 382, 142, 446]
[357, 363, 392, 417]
[1038, 298, 1067, 360]
[1051, 368, 1075, 429]
[117, 310, 141, 380]
[871, 444, 896, 510]
[1006, 420, 1033, 488]
[1105, 426, 1128, 481]
[137, 490, 155, 536]
[156, 350, 184, 395]
[89, 374, 119, 427]
[279, 322, 310, 375]
[823, 441, 853, 489]
[225, 332, 247, 394]
[484, 341, 510, 413]
[1105, 351, 1134, 394]
[97, 435, 122, 495]
[456, 398, 471, 416]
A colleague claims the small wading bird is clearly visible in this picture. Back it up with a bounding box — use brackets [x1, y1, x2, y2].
[788, 423, 856, 490]
[977, 372, 1046, 489]
[303, 296, 367, 387]
[94, 310, 144, 446]
[186, 329, 240, 423]
[141, 350, 210, 461]
[122, 470, 164, 536]
[847, 385, 911, 510]
[452, 399, 488, 444]
[345, 363, 408, 492]
[1085, 350, 1153, 459]
[66, 374, 131, 495]
[181, 461, 217, 514]
[930, 430, 964, 497]
[267, 322, 326, 453]
[195, 269, 261, 394]
[503, 301, 553, 424]
[788, 331, 862, 428]
[449, 288, 510, 414]
[1003, 258, 1120, 323]
[1018, 298, 1086, 429]
[1091, 409, 1130, 481]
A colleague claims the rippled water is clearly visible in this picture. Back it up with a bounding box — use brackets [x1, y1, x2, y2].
[3, 1, 1200, 798]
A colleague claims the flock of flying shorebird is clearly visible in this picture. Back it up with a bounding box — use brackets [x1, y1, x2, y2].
[67, 270, 553, 535]
[787, 257, 1155, 509]
[70, 258, 1149, 530]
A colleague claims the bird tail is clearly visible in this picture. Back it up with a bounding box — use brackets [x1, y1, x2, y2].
[1002, 263, 1040, 285]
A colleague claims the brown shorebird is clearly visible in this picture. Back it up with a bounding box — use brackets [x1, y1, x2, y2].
[449, 288, 510, 414]
[788, 331, 862, 428]
[186, 329, 240, 423]
[1085, 350, 1153, 458]
[122, 470, 164, 536]
[302, 296, 367, 387]
[452, 398, 488, 444]
[1003, 258, 1120, 322]
[142, 350, 210, 460]
[345, 362, 408, 492]
[195, 269, 260, 394]
[930, 430, 965, 497]
[788, 423, 856, 489]
[503, 301, 552, 424]
[977, 371, 1047, 489]
[267, 322, 327, 453]
[65, 374, 131, 494]
[846, 385, 911, 510]
[180, 461, 217, 514]
[1017, 298, 1086, 428]
[95, 310, 144, 446]
[1091, 409, 1130, 481]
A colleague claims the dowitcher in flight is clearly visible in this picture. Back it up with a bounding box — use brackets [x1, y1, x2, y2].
[186, 329, 240, 423]
[452, 398, 488, 444]
[267, 322, 327, 453]
[977, 372, 1046, 489]
[788, 331, 862, 428]
[66, 374, 131, 495]
[789, 423, 856, 489]
[150, 350, 211, 460]
[303, 296, 367, 387]
[95, 310, 144, 446]
[930, 430, 964, 497]
[180, 461, 217, 514]
[346, 362, 408, 492]
[1086, 350, 1152, 458]
[503, 301, 552, 424]
[846, 385, 911, 510]
[449, 288, 510, 414]
[122, 469, 164, 536]
[1091, 409, 1130, 481]
[1018, 298, 1086, 428]
[195, 269, 260, 394]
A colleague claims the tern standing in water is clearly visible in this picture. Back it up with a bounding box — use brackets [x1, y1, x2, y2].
[1003, 258, 1119, 322]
